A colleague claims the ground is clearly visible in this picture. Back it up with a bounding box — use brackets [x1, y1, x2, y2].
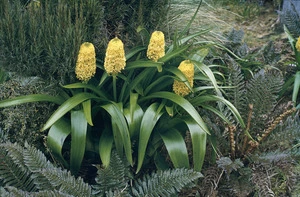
[170, 1, 292, 64]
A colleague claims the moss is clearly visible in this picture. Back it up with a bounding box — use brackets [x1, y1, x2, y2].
[0, 75, 57, 149]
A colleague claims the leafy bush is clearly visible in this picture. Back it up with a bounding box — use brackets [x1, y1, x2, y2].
[0, 0, 169, 84]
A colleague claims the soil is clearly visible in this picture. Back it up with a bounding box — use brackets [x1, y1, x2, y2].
[170, 1, 293, 64]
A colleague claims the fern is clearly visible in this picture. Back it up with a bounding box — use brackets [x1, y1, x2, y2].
[0, 142, 91, 196]
[252, 163, 275, 197]
[0, 186, 72, 197]
[92, 151, 130, 196]
[0, 143, 37, 192]
[246, 70, 283, 132]
[225, 57, 247, 122]
[280, 3, 300, 37]
[1, 142, 203, 196]
[41, 168, 91, 197]
[131, 168, 202, 197]
[22, 142, 55, 191]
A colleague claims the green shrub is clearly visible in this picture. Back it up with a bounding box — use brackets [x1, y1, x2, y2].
[0, 0, 169, 84]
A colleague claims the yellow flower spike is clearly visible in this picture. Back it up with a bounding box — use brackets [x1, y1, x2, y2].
[104, 37, 126, 75]
[75, 42, 96, 82]
[147, 31, 165, 62]
[296, 36, 300, 52]
[173, 60, 194, 97]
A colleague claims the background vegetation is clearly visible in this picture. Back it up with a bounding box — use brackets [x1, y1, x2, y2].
[1, 0, 300, 196]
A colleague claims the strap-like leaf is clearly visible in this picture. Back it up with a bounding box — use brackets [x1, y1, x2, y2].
[82, 100, 93, 126]
[126, 60, 163, 70]
[190, 95, 246, 128]
[101, 102, 133, 165]
[159, 129, 189, 169]
[0, 94, 64, 108]
[124, 92, 144, 137]
[70, 110, 87, 175]
[41, 93, 99, 131]
[142, 91, 210, 134]
[136, 103, 164, 173]
[182, 118, 207, 171]
[99, 128, 114, 167]
[63, 83, 109, 100]
[47, 119, 71, 167]
[293, 71, 300, 106]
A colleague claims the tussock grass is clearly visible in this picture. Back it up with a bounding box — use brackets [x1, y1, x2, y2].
[167, 0, 241, 42]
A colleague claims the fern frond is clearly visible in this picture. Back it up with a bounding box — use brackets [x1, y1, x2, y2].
[280, 6, 300, 37]
[199, 166, 220, 196]
[1, 186, 73, 197]
[22, 142, 55, 191]
[92, 151, 130, 196]
[246, 70, 283, 132]
[0, 142, 91, 196]
[131, 168, 202, 197]
[226, 57, 247, 122]
[0, 142, 37, 192]
[41, 168, 91, 197]
[225, 28, 245, 46]
[252, 164, 275, 197]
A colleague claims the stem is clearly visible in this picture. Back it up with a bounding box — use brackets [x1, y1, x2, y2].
[113, 75, 117, 102]
[242, 104, 253, 154]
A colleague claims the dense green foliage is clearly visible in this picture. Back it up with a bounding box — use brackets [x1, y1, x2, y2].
[0, 142, 202, 197]
[0, 0, 169, 84]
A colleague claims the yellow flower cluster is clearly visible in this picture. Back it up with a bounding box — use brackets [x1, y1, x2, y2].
[296, 36, 300, 52]
[75, 42, 96, 82]
[104, 37, 126, 75]
[147, 31, 165, 62]
[173, 60, 194, 97]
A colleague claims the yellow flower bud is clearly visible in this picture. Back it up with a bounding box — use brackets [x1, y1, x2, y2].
[104, 37, 126, 75]
[147, 31, 165, 62]
[173, 60, 194, 97]
[75, 42, 96, 82]
[296, 36, 300, 52]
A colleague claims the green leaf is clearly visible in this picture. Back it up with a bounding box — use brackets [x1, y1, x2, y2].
[41, 93, 99, 131]
[160, 129, 189, 168]
[136, 103, 164, 173]
[63, 83, 109, 100]
[126, 46, 147, 60]
[182, 118, 207, 171]
[293, 71, 300, 105]
[194, 61, 222, 96]
[124, 92, 144, 137]
[82, 100, 93, 126]
[125, 60, 163, 70]
[160, 45, 189, 63]
[70, 110, 87, 175]
[284, 25, 296, 52]
[179, 0, 203, 38]
[144, 76, 174, 95]
[191, 95, 246, 128]
[46, 118, 71, 167]
[99, 128, 114, 167]
[142, 92, 210, 134]
[0, 94, 64, 108]
[101, 102, 133, 165]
